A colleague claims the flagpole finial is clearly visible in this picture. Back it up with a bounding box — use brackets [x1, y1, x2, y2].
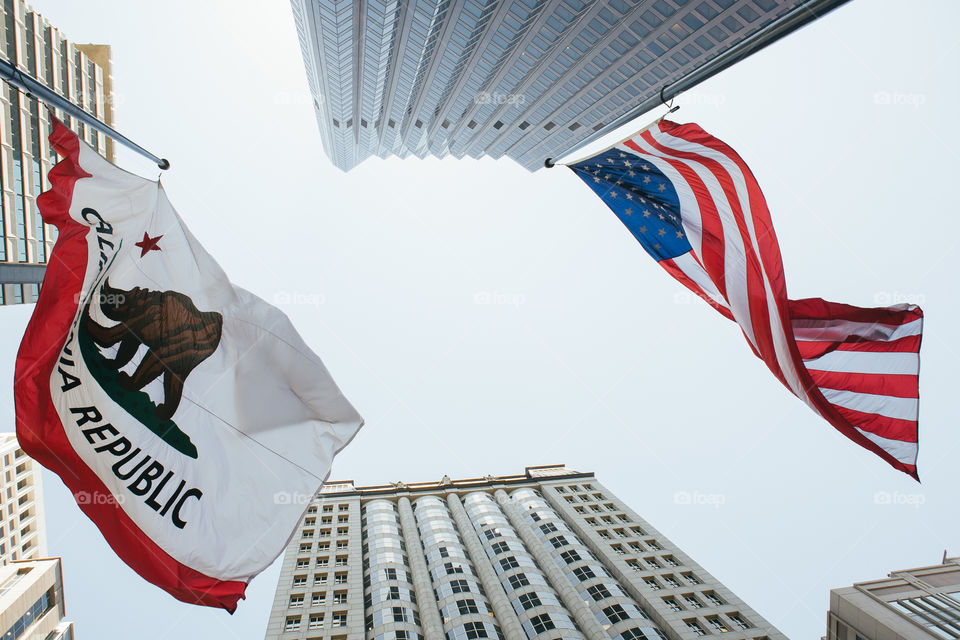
[158, 158, 170, 170]
[544, 157, 555, 169]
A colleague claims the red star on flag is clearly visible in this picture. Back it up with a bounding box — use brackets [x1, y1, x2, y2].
[134, 232, 163, 257]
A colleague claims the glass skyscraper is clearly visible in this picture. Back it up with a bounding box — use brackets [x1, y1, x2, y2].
[290, 0, 836, 172]
[264, 465, 786, 640]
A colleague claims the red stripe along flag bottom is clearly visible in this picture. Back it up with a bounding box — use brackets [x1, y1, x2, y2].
[568, 120, 922, 480]
[15, 119, 364, 610]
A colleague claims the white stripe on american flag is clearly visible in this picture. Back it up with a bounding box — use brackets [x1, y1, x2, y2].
[668, 253, 729, 311]
[793, 317, 923, 342]
[804, 350, 919, 376]
[858, 429, 918, 464]
[820, 389, 918, 421]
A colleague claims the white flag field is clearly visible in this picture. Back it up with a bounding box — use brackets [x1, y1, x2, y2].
[14, 119, 363, 611]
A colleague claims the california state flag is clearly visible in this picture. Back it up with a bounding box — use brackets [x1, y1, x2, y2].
[14, 119, 363, 611]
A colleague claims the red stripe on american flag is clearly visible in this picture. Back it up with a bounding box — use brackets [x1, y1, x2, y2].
[808, 369, 919, 399]
[796, 335, 923, 359]
[790, 297, 923, 325]
[832, 405, 918, 442]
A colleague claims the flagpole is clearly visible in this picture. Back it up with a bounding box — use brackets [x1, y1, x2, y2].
[0, 57, 170, 170]
[543, 0, 853, 168]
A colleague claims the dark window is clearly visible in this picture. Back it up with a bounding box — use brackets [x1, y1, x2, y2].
[450, 579, 469, 594]
[604, 604, 630, 623]
[560, 550, 582, 564]
[539, 523, 557, 534]
[573, 566, 595, 582]
[457, 599, 479, 615]
[464, 621, 488, 639]
[587, 584, 611, 601]
[499, 556, 519, 571]
[529, 614, 555, 634]
[517, 592, 541, 610]
[491, 541, 510, 554]
[549, 536, 568, 549]
[507, 573, 530, 590]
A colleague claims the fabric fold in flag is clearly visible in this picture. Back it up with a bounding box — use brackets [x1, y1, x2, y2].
[14, 118, 363, 611]
[569, 120, 922, 479]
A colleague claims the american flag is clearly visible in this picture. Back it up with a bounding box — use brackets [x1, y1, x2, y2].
[570, 120, 922, 479]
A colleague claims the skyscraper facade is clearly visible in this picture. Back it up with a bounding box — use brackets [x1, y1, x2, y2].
[0, 0, 114, 304]
[0, 434, 46, 564]
[290, 0, 836, 172]
[0, 557, 73, 639]
[265, 465, 785, 640]
[827, 556, 960, 640]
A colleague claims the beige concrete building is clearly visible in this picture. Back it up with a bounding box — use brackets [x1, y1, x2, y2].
[0, 557, 72, 639]
[0, 433, 46, 563]
[0, 0, 113, 304]
[265, 465, 785, 640]
[827, 557, 960, 640]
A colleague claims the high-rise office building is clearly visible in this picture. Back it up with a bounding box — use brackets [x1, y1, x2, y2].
[265, 465, 785, 640]
[826, 556, 960, 640]
[0, 434, 46, 564]
[0, 557, 74, 639]
[0, 0, 114, 304]
[290, 0, 843, 172]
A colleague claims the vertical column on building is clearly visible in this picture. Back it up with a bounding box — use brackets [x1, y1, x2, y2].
[495, 489, 611, 640]
[446, 492, 527, 640]
[397, 496, 445, 640]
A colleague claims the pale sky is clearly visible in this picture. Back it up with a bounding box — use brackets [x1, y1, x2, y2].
[0, 1, 956, 638]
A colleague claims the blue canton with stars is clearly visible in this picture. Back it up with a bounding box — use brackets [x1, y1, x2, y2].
[571, 148, 691, 262]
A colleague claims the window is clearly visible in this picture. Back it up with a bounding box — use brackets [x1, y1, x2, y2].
[549, 536, 568, 549]
[393, 606, 409, 622]
[604, 604, 629, 623]
[336, 540, 348, 549]
[334, 572, 347, 584]
[333, 590, 347, 604]
[529, 614, 555, 634]
[450, 579, 469, 594]
[296, 558, 310, 568]
[300, 543, 312, 552]
[645, 558, 661, 569]
[491, 541, 510, 554]
[293, 575, 307, 587]
[317, 557, 329, 567]
[463, 621, 488, 639]
[630, 526, 646, 536]
[663, 555, 679, 567]
[499, 556, 519, 571]
[555, 486, 566, 493]
[307, 506, 318, 513]
[314, 573, 328, 585]
[332, 612, 347, 627]
[289, 594, 304, 608]
[302, 529, 315, 539]
[612, 545, 626, 555]
[337, 527, 348, 536]
[645, 540, 662, 551]
[682, 572, 702, 585]
[508, 573, 530, 590]
[686, 620, 706, 636]
[457, 599, 480, 615]
[285, 616, 301, 631]
[560, 550, 581, 564]
[704, 592, 724, 607]
[663, 575, 680, 588]
[620, 629, 650, 640]
[312, 592, 326, 606]
[338, 515, 348, 523]
[385, 568, 398, 580]
[517, 592, 542, 610]
[539, 523, 557, 535]
[644, 578, 661, 590]
[598, 530, 611, 540]
[728, 613, 749, 630]
[445, 563, 465, 575]
[587, 584, 611, 601]
[684, 594, 703, 609]
[707, 616, 728, 632]
[663, 597, 681, 611]
[529, 511, 542, 522]
[336, 555, 348, 566]
[483, 528, 502, 541]
[573, 566, 595, 581]
[339, 504, 349, 511]
[614, 529, 628, 538]
[309, 613, 324, 629]
[323, 505, 333, 512]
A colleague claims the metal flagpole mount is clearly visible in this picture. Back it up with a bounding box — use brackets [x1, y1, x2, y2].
[0, 56, 170, 170]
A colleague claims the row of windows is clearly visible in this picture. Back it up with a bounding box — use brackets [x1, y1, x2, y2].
[642, 572, 703, 590]
[288, 590, 345, 608]
[284, 611, 347, 631]
[292, 572, 348, 587]
[302, 526, 350, 538]
[684, 612, 752, 635]
[296, 555, 349, 568]
[300, 540, 347, 553]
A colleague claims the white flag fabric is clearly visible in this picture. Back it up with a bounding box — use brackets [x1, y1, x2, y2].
[15, 119, 363, 611]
